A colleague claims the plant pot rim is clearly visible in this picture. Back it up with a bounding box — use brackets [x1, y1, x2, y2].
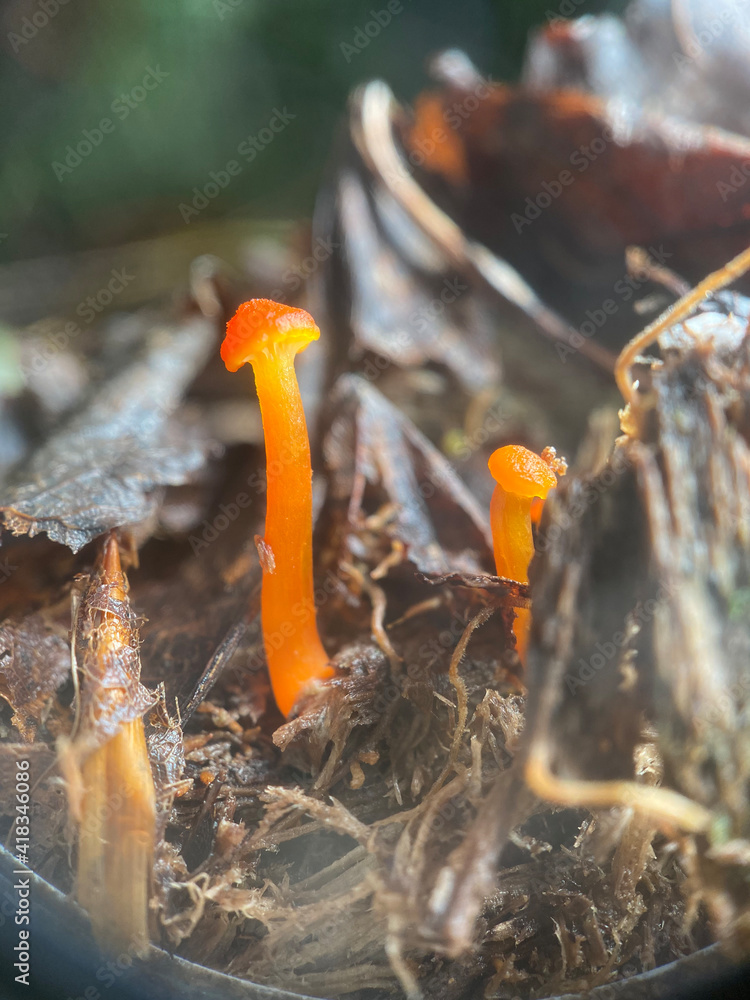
[0, 843, 737, 1000]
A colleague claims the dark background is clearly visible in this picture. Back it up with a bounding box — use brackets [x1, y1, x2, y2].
[0, 0, 625, 264]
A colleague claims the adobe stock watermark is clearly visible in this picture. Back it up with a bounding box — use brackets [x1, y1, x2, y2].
[12, 758, 31, 986]
[188, 493, 256, 556]
[339, 1, 407, 62]
[564, 582, 676, 695]
[269, 237, 340, 303]
[545, 0, 588, 22]
[383, 75, 494, 191]
[7, 0, 73, 53]
[410, 277, 468, 333]
[20, 268, 135, 379]
[511, 124, 626, 235]
[716, 158, 750, 203]
[213, 0, 246, 20]
[358, 275, 469, 383]
[695, 641, 750, 735]
[178, 107, 295, 223]
[52, 66, 169, 181]
[536, 446, 632, 554]
[0, 557, 19, 585]
[556, 245, 673, 364]
[62, 922, 151, 1000]
[219, 569, 347, 680]
[366, 601, 494, 726]
[447, 399, 510, 462]
[673, 0, 750, 74]
[385, 456, 469, 538]
[189, 444, 306, 554]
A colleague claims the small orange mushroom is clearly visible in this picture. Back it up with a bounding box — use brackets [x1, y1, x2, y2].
[488, 445, 559, 661]
[221, 299, 332, 716]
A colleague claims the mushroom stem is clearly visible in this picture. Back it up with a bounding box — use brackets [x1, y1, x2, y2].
[487, 445, 561, 662]
[252, 350, 330, 715]
[489, 486, 535, 658]
[221, 299, 332, 716]
[490, 488, 535, 583]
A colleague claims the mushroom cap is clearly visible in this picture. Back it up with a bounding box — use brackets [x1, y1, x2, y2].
[488, 445, 557, 499]
[221, 299, 320, 372]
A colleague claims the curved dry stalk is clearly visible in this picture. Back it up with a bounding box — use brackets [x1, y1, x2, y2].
[615, 245, 750, 405]
[341, 560, 402, 673]
[431, 607, 494, 794]
[525, 750, 713, 833]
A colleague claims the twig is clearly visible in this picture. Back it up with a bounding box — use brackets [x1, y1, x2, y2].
[615, 245, 750, 405]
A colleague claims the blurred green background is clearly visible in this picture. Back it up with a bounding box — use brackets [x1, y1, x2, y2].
[0, 0, 622, 264]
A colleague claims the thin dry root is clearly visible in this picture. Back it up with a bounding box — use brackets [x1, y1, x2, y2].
[525, 752, 712, 834]
[615, 244, 750, 405]
[385, 926, 423, 1000]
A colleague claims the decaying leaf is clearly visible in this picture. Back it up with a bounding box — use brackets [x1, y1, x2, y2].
[0, 613, 70, 740]
[321, 374, 494, 576]
[0, 317, 216, 552]
[314, 80, 618, 459]
[405, 47, 750, 340]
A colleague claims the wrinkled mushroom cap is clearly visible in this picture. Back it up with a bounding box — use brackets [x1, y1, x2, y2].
[221, 299, 320, 372]
[488, 444, 557, 499]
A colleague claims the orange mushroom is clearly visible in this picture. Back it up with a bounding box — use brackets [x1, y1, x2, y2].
[221, 299, 332, 716]
[488, 445, 559, 661]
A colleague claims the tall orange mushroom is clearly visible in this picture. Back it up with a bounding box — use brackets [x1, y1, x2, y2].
[488, 445, 559, 661]
[221, 299, 332, 716]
